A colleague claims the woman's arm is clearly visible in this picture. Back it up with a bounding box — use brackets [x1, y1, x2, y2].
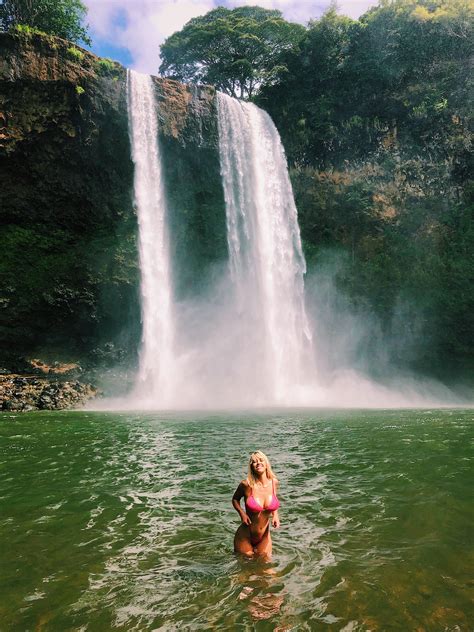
[271, 510, 280, 528]
[272, 481, 280, 528]
[232, 482, 251, 525]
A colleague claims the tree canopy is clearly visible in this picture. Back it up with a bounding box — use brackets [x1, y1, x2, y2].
[258, 0, 474, 168]
[0, 0, 91, 45]
[159, 6, 305, 99]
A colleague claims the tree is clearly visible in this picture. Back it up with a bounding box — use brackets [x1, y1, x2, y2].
[257, 7, 356, 167]
[258, 0, 473, 168]
[0, 0, 91, 45]
[159, 6, 305, 99]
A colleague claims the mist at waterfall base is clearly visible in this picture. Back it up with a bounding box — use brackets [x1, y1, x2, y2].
[101, 74, 467, 410]
[138, 273, 460, 409]
[303, 253, 466, 407]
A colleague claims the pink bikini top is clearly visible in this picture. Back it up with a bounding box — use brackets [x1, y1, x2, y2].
[245, 479, 280, 513]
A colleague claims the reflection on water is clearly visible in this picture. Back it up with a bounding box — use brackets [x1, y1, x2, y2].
[0, 409, 472, 630]
[234, 557, 284, 622]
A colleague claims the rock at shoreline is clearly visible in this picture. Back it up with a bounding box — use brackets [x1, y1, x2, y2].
[0, 375, 98, 411]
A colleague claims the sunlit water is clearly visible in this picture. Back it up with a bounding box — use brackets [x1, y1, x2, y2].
[1, 410, 472, 630]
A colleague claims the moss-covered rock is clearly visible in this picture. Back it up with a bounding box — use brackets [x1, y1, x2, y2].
[0, 31, 226, 379]
[152, 77, 227, 297]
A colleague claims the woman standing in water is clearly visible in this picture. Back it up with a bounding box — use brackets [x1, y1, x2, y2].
[232, 451, 280, 558]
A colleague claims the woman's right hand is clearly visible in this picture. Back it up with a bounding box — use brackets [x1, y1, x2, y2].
[241, 513, 252, 526]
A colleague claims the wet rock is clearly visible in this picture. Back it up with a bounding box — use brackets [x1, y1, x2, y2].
[0, 31, 224, 369]
[0, 374, 98, 411]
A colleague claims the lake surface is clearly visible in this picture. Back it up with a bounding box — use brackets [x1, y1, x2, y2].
[0, 409, 472, 630]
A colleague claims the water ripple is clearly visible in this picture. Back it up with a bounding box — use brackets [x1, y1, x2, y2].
[0, 409, 472, 629]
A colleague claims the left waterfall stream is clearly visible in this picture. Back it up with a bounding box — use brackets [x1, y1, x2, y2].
[127, 70, 176, 407]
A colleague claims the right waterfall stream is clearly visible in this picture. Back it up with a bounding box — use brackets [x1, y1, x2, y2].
[217, 93, 314, 404]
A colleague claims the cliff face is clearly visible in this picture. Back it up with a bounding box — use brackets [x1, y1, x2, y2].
[152, 77, 227, 298]
[0, 32, 225, 373]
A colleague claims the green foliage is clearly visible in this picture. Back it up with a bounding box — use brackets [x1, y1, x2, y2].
[95, 57, 118, 77]
[159, 6, 305, 98]
[75, 85, 84, 95]
[0, 225, 93, 324]
[260, 7, 357, 167]
[259, 0, 473, 168]
[293, 161, 474, 373]
[0, 0, 91, 45]
[12, 23, 47, 36]
[67, 46, 84, 62]
[0, 221, 139, 357]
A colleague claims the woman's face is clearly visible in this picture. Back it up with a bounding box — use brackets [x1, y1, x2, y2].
[250, 455, 266, 475]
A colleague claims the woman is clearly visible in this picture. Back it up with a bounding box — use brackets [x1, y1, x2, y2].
[232, 451, 280, 558]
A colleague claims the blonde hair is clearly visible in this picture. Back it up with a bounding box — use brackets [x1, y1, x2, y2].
[246, 450, 279, 488]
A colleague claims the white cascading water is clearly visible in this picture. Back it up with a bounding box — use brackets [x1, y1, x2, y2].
[217, 93, 314, 404]
[127, 70, 175, 406]
[102, 82, 454, 411]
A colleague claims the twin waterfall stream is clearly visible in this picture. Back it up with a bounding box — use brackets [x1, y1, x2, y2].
[127, 70, 314, 408]
[217, 94, 312, 403]
[127, 71, 175, 405]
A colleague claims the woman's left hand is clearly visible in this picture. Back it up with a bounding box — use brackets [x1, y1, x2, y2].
[272, 515, 280, 529]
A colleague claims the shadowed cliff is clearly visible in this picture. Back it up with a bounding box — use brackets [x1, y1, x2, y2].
[0, 31, 226, 374]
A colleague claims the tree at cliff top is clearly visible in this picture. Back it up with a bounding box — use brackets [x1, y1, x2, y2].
[259, 0, 473, 168]
[258, 0, 473, 180]
[0, 0, 91, 45]
[258, 7, 356, 168]
[159, 6, 305, 99]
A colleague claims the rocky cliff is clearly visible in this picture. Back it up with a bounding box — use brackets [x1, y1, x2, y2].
[0, 31, 225, 383]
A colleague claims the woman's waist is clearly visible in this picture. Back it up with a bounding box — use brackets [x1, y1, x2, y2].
[249, 517, 270, 535]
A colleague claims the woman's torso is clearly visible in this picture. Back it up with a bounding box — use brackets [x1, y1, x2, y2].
[244, 479, 279, 536]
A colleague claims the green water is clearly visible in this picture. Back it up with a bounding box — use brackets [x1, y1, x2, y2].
[0, 409, 472, 631]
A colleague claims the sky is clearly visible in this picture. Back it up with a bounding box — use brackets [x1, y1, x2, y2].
[82, 0, 380, 74]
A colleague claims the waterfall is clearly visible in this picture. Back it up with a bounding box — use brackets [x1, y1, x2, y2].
[107, 82, 457, 411]
[127, 70, 175, 405]
[123, 80, 314, 409]
[217, 93, 313, 404]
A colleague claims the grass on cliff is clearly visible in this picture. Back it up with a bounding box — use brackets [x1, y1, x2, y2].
[12, 24, 48, 37]
[66, 46, 84, 62]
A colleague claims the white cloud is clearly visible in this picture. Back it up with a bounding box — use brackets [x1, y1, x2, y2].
[336, 0, 379, 19]
[83, 0, 380, 74]
[84, 0, 214, 73]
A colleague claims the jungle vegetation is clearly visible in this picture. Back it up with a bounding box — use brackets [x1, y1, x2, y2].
[0, 0, 91, 44]
[159, 6, 305, 99]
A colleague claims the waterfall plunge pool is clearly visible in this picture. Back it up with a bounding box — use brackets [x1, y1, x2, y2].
[1, 408, 472, 630]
